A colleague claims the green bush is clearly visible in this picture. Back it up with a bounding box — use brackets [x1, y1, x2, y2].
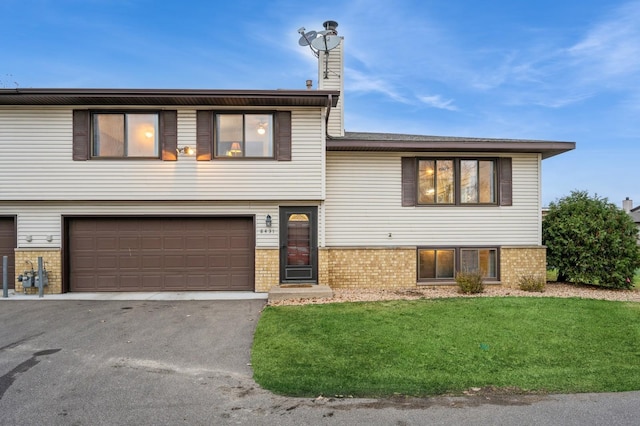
[543, 190, 640, 289]
[455, 271, 484, 294]
[519, 274, 546, 292]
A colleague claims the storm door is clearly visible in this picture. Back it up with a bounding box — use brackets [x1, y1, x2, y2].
[279, 207, 318, 283]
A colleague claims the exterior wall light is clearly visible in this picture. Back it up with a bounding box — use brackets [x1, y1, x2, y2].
[266, 214, 272, 227]
[177, 146, 195, 156]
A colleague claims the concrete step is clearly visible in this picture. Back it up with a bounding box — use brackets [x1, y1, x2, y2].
[268, 284, 333, 302]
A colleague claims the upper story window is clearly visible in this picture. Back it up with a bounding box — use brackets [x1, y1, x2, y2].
[92, 112, 159, 158]
[417, 158, 496, 205]
[215, 113, 273, 158]
[195, 110, 291, 161]
[418, 159, 454, 204]
[73, 110, 178, 161]
[460, 160, 495, 203]
[402, 157, 510, 207]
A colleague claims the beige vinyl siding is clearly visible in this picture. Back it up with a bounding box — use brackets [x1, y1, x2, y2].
[0, 108, 324, 201]
[318, 41, 344, 137]
[325, 152, 541, 247]
[0, 201, 303, 248]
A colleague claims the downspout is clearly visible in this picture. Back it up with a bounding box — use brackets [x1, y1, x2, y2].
[325, 94, 333, 138]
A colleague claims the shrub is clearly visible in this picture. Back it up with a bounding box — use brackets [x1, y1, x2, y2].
[519, 274, 546, 292]
[456, 271, 484, 294]
[543, 190, 640, 289]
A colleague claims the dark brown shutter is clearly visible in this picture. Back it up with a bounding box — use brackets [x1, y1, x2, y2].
[196, 111, 213, 161]
[160, 110, 177, 161]
[72, 110, 90, 161]
[276, 111, 292, 161]
[401, 157, 417, 206]
[499, 157, 512, 206]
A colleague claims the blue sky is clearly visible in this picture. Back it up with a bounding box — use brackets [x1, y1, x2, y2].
[2, 0, 639, 207]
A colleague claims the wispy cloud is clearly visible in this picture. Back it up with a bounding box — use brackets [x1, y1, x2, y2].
[345, 67, 410, 104]
[417, 94, 458, 111]
[567, 1, 640, 81]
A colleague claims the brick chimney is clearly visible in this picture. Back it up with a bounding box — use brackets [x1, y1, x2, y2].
[623, 197, 633, 213]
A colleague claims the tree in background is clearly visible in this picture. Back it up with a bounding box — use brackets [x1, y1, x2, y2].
[543, 190, 640, 289]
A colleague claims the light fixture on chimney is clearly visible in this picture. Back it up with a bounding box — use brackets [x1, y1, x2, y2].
[177, 146, 195, 156]
[266, 214, 272, 228]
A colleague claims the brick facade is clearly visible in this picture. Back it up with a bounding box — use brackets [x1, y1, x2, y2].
[8, 246, 546, 294]
[257, 246, 546, 292]
[499, 246, 547, 288]
[14, 249, 62, 294]
[255, 248, 279, 292]
[324, 248, 416, 289]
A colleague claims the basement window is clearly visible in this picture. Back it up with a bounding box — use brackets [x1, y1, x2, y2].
[418, 247, 499, 282]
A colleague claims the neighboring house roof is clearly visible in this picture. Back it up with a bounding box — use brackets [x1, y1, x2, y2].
[327, 131, 575, 159]
[0, 88, 341, 108]
[629, 210, 640, 224]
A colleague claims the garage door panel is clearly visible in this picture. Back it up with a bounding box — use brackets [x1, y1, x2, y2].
[208, 236, 230, 250]
[96, 237, 118, 250]
[164, 237, 185, 250]
[96, 256, 117, 268]
[185, 255, 207, 268]
[74, 255, 96, 269]
[119, 237, 140, 249]
[121, 275, 143, 288]
[96, 275, 118, 290]
[118, 255, 140, 269]
[230, 255, 252, 268]
[164, 255, 184, 268]
[73, 237, 96, 250]
[186, 236, 208, 250]
[69, 217, 254, 292]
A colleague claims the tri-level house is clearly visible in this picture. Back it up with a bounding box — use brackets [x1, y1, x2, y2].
[0, 21, 574, 295]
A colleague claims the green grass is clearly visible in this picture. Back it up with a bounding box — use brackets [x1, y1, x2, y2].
[252, 297, 640, 397]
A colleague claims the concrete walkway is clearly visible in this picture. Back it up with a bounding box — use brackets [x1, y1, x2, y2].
[0, 289, 268, 301]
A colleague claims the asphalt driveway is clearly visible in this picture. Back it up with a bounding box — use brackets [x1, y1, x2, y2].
[0, 300, 267, 425]
[1, 299, 640, 425]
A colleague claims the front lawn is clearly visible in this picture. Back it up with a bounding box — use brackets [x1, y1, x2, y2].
[252, 297, 640, 397]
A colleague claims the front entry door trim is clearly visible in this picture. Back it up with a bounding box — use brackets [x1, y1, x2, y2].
[279, 207, 318, 283]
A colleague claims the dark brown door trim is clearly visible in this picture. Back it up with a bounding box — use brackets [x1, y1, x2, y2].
[279, 207, 318, 283]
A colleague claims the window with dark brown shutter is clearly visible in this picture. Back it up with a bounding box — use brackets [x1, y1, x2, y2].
[401, 157, 417, 206]
[195, 111, 291, 161]
[276, 111, 291, 161]
[72, 110, 90, 161]
[196, 110, 213, 161]
[161, 110, 177, 161]
[401, 156, 513, 206]
[74, 110, 171, 160]
[499, 157, 512, 206]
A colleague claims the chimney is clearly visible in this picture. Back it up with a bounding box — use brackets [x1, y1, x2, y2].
[623, 197, 633, 213]
[317, 20, 344, 137]
[306, 79, 313, 90]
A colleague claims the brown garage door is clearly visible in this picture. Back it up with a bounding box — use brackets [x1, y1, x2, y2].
[68, 217, 254, 292]
[0, 217, 16, 289]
